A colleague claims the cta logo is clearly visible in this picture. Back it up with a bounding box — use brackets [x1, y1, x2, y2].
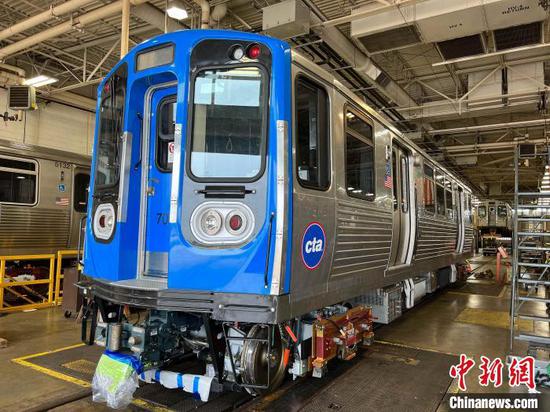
[301, 222, 326, 270]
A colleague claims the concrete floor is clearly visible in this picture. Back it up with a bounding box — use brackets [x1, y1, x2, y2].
[0, 255, 539, 411]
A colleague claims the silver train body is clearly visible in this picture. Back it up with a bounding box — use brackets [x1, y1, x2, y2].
[0, 139, 90, 256]
[284, 54, 474, 316]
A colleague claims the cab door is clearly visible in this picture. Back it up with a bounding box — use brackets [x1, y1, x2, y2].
[389, 143, 413, 267]
[142, 87, 176, 277]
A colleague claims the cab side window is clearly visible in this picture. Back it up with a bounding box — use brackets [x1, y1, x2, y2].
[423, 164, 435, 214]
[295, 77, 330, 190]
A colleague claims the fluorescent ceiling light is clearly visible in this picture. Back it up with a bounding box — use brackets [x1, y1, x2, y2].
[24, 75, 58, 87]
[167, 0, 188, 20]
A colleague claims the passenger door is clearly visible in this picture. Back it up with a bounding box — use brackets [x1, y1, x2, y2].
[389, 143, 413, 267]
[141, 87, 176, 277]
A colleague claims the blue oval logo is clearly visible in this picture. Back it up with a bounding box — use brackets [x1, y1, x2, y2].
[301, 222, 326, 270]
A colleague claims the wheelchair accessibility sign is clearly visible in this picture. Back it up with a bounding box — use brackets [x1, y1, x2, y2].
[301, 222, 326, 270]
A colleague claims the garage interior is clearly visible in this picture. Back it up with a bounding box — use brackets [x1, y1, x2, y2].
[0, 0, 549, 411]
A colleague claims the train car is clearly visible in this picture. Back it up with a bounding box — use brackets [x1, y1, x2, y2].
[474, 199, 512, 255]
[0, 139, 90, 255]
[81, 30, 474, 399]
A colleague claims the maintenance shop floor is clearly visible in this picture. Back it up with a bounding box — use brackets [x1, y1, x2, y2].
[0, 255, 537, 412]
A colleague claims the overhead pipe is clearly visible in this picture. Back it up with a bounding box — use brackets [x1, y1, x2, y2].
[132, 3, 185, 33]
[302, 0, 415, 108]
[0, 0, 96, 42]
[194, 0, 211, 29]
[0, 63, 25, 78]
[121, 0, 131, 57]
[428, 119, 550, 136]
[440, 138, 550, 153]
[0, 0, 148, 61]
[209, 3, 227, 27]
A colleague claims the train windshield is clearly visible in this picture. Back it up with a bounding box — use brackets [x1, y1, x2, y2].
[95, 64, 127, 188]
[190, 66, 266, 180]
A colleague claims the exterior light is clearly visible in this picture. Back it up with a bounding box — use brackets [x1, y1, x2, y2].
[23, 75, 58, 87]
[167, 0, 188, 20]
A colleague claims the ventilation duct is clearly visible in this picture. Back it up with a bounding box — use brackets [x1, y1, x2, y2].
[493, 21, 542, 50]
[437, 35, 485, 60]
[351, 0, 546, 54]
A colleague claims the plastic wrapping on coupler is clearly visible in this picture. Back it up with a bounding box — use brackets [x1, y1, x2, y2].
[92, 351, 142, 409]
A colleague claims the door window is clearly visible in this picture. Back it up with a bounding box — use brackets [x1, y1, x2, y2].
[295, 77, 330, 190]
[0, 155, 38, 205]
[73, 173, 90, 213]
[156, 97, 176, 172]
[423, 164, 435, 214]
[345, 110, 374, 201]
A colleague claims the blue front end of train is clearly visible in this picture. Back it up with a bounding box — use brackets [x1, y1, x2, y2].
[85, 30, 292, 298]
[82, 30, 294, 394]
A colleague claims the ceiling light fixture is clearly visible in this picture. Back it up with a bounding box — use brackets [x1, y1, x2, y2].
[23, 75, 58, 87]
[166, 0, 188, 20]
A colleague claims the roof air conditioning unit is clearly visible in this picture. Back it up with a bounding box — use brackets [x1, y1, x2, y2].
[8, 85, 36, 110]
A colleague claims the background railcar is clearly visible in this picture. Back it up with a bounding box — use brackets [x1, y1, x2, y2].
[0, 139, 90, 256]
[81, 30, 474, 398]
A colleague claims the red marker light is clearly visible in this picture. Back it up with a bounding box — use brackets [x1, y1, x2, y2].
[247, 44, 261, 59]
[229, 214, 243, 231]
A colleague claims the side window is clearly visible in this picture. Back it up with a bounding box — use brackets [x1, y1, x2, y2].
[295, 77, 330, 190]
[423, 163, 435, 214]
[466, 193, 472, 224]
[345, 110, 374, 201]
[73, 173, 90, 213]
[0, 155, 38, 205]
[435, 170, 445, 216]
[156, 97, 176, 172]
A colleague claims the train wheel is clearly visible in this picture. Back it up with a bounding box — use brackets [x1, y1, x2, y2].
[240, 324, 286, 395]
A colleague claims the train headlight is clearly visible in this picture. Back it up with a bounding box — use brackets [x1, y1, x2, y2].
[190, 202, 255, 246]
[200, 209, 222, 236]
[93, 203, 115, 240]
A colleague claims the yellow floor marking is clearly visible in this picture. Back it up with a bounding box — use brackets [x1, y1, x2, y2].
[375, 339, 459, 357]
[455, 307, 533, 331]
[12, 343, 175, 412]
[12, 357, 91, 387]
[13, 342, 85, 361]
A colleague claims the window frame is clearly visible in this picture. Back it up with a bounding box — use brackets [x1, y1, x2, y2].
[294, 74, 331, 191]
[94, 62, 127, 191]
[186, 63, 270, 183]
[344, 105, 376, 202]
[0, 154, 39, 207]
[155, 95, 177, 173]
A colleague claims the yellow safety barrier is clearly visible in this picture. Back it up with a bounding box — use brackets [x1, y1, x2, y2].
[0, 254, 56, 313]
[54, 250, 78, 304]
[0, 250, 79, 313]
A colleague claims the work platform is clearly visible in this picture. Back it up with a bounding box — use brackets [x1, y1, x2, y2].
[0, 255, 538, 411]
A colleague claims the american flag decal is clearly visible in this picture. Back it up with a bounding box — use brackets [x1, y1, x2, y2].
[55, 197, 69, 206]
[384, 162, 393, 189]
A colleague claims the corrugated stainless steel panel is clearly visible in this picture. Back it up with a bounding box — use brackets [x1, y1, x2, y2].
[415, 215, 458, 261]
[331, 199, 392, 277]
[463, 226, 474, 252]
[0, 205, 70, 251]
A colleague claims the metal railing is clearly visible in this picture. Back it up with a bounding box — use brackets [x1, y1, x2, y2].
[0, 250, 78, 313]
[54, 249, 78, 304]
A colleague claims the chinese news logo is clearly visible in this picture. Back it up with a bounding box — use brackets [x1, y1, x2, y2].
[449, 354, 535, 391]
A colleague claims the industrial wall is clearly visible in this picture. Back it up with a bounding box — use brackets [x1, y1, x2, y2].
[0, 87, 95, 156]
